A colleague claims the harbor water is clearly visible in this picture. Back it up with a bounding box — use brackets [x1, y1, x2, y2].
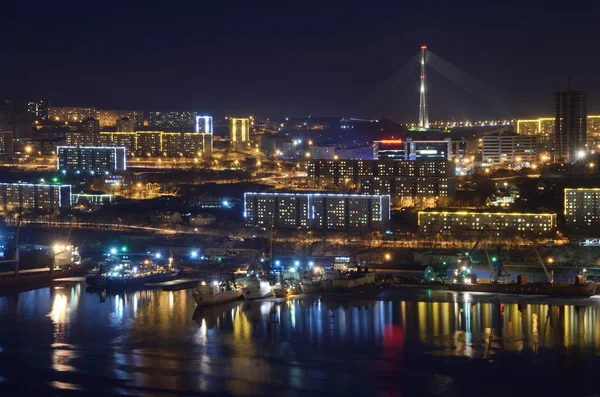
[1, 284, 600, 396]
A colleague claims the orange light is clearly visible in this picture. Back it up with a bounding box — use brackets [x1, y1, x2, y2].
[421, 45, 427, 49]
[380, 139, 402, 144]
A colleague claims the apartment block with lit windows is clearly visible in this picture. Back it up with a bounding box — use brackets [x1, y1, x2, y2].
[564, 188, 600, 227]
[0, 183, 71, 212]
[57, 146, 126, 173]
[244, 192, 390, 231]
[418, 210, 556, 236]
[308, 159, 455, 201]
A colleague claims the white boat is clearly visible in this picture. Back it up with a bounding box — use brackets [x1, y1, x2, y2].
[192, 282, 241, 306]
[242, 279, 273, 300]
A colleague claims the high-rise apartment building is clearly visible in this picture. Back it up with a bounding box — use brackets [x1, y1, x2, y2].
[244, 192, 390, 231]
[57, 146, 126, 173]
[147, 111, 196, 130]
[0, 183, 71, 212]
[230, 118, 249, 147]
[555, 89, 587, 162]
[195, 116, 213, 134]
[308, 159, 455, 202]
[564, 188, 600, 227]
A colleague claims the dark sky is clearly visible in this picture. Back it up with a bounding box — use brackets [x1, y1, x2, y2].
[1, 1, 599, 122]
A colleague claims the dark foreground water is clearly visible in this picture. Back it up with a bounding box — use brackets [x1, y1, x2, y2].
[2, 285, 600, 396]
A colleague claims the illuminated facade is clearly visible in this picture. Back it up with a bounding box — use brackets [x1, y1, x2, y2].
[97, 131, 212, 156]
[482, 134, 538, 165]
[244, 192, 390, 231]
[57, 146, 126, 173]
[373, 140, 405, 160]
[230, 118, 250, 145]
[0, 183, 71, 212]
[66, 131, 97, 147]
[195, 116, 213, 134]
[96, 110, 144, 128]
[147, 111, 195, 129]
[373, 138, 451, 160]
[48, 106, 96, 122]
[564, 188, 600, 227]
[308, 159, 455, 201]
[418, 210, 556, 236]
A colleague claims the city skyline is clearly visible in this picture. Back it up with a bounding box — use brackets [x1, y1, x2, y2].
[1, 3, 599, 122]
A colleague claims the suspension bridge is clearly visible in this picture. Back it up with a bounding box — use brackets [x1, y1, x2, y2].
[364, 46, 543, 127]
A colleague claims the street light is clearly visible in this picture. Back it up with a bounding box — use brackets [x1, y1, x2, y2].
[577, 150, 586, 159]
[385, 253, 391, 261]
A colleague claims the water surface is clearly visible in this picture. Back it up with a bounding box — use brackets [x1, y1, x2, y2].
[1, 284, 600, 396]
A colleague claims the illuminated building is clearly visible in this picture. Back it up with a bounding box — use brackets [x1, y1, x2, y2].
[95, 110, 144, 128]
[244, 192, 390, 231]
[0, 131, 14, 154]
[48, 106, 96, 122]
[71, 190, 112, 206]
[195, 116, 213, 134]
[564, 188, 600, 227]
[99, 132, 136, 153]
[373, 138, 451, 160]
[57, 146, 127, 173]
[147, 111, 195, 130]
[65, 131, 97, 147]
[308, 159, 455, 201]
[116, 117, 135, 132]
[230, 118, 250, 147]
[587, 116, 600, 145]
[555, 89, 587, 162]
[81, 117, 100, 133]
[98, 131, 212, 156]
[406, 138, 451, 160]
[27, 100, 48, 121]
[373, 140, 405, 160]
[418, 210, 556, 236]
[0, 183, 71, 212]
[482, 133, 538, 165]
[135, 131, 162, 156]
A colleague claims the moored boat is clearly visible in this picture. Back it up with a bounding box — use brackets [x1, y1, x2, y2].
[192, 282, 241, 306]
[242, 278, 273, 300]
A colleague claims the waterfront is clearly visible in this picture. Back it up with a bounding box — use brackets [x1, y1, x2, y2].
[1, 286, 600, 396]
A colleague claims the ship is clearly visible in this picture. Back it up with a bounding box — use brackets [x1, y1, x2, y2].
[242, 278, 274, 300]
[92, 269, 182, 289]
[192, 281, 242, 306]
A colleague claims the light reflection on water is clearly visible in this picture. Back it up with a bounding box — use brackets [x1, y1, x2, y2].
[1, 285, 600, 395]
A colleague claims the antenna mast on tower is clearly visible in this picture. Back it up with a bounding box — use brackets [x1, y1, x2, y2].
[418, 45, 429, 129]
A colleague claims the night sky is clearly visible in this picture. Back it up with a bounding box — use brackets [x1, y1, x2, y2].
[1, 1, 598, 122]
